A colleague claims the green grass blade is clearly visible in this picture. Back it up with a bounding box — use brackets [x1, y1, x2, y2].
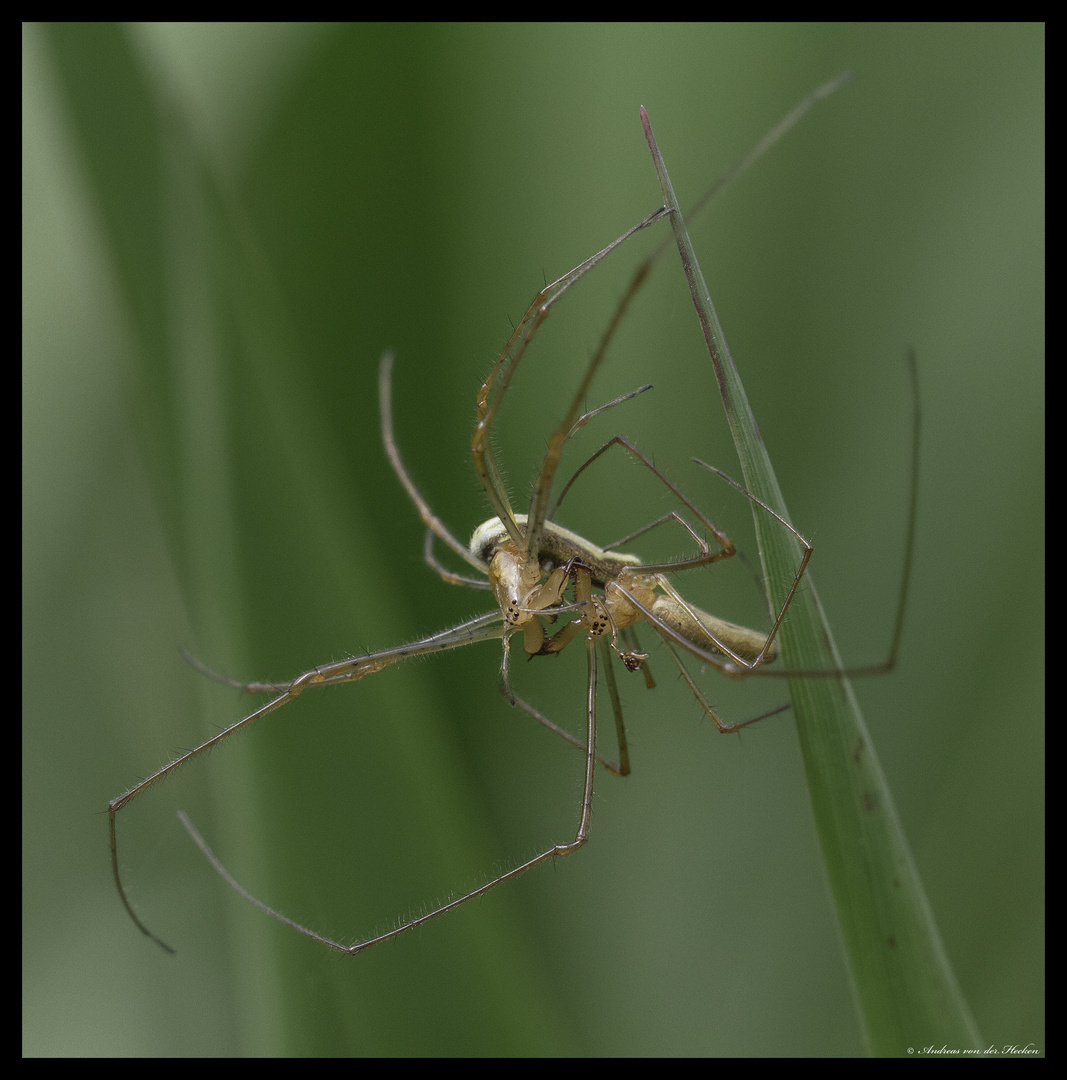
[640, 105, 982, 1056]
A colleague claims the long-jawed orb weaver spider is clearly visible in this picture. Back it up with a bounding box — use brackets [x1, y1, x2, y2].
[110, 73, 915, 956]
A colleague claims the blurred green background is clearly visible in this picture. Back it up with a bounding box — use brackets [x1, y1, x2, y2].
[24, 23, 1042, 1056]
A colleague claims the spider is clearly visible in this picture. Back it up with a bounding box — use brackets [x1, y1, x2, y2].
[110, 75, 912, 956]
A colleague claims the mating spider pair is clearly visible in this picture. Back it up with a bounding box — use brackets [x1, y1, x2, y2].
[111, 80, 913, 956]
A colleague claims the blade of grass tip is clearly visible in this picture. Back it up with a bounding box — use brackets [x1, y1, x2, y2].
[639, 103, 981, 1056]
